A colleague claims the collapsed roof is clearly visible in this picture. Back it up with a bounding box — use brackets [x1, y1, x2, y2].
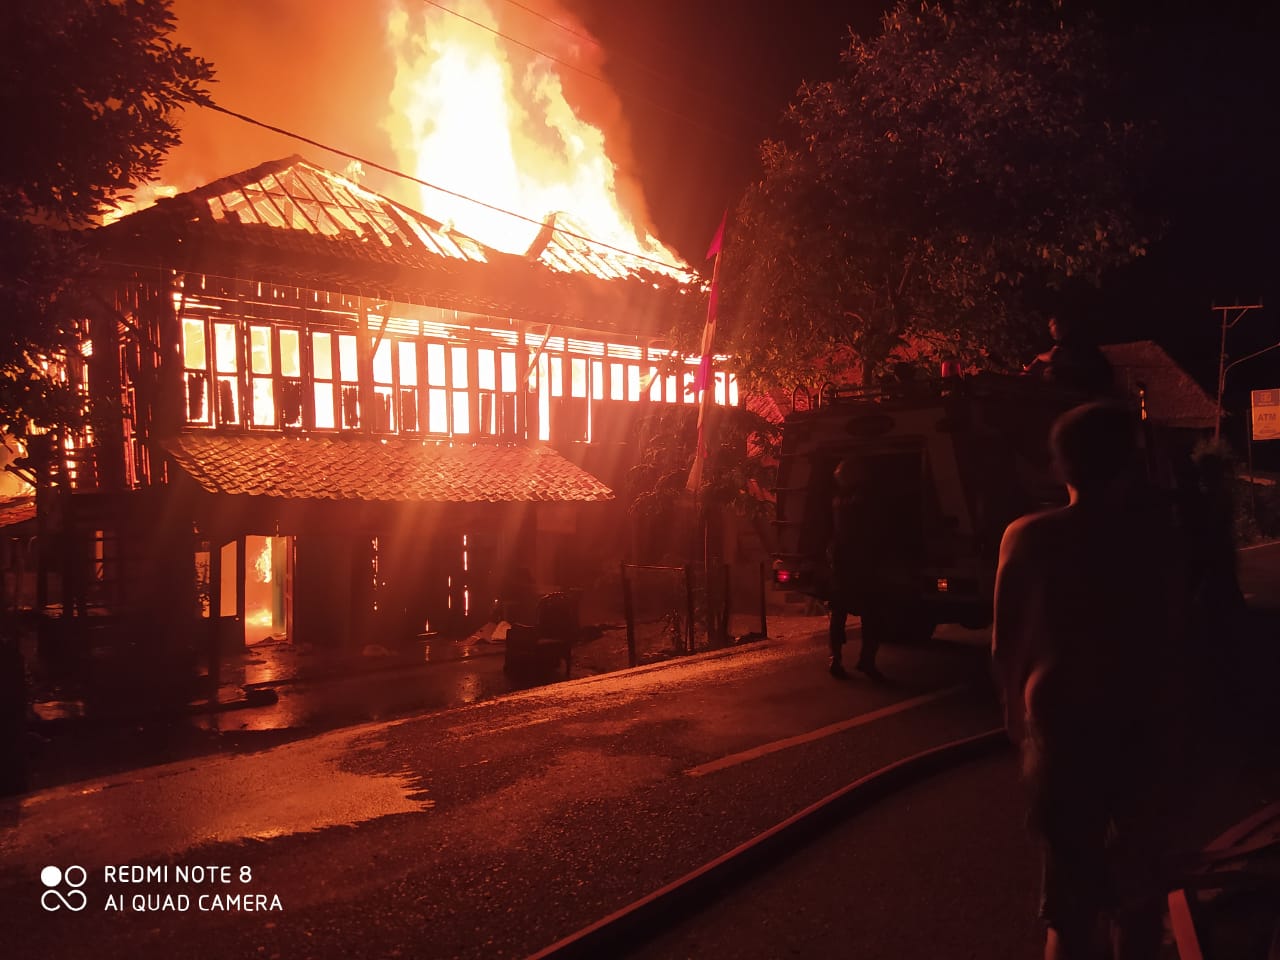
[96, 155, 699, 335]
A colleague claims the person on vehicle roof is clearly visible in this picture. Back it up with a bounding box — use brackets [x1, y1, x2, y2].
[1024, 316, 1115, 397]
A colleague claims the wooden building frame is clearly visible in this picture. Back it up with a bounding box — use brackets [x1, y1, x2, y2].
[36, 156, 734, 671]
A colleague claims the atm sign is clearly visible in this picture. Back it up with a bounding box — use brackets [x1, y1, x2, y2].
[1252, 389, 1280, 441]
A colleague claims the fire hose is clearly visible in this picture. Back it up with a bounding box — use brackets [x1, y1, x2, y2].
[524, 727, 1010, 960]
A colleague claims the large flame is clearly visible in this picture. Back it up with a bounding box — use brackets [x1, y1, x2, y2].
[100, 183, 178, 226]
[383, 0, 684, 269]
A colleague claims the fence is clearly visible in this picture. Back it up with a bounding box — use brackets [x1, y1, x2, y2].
[619, 561, 768, 667]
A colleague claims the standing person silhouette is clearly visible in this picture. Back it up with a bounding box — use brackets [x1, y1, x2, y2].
[827, 459, 885, 680]
[993, 402, 1187, 960]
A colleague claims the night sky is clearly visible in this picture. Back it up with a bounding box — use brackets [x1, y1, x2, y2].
[161, 1, 1277, 430]
[570, 1, 1278, 397]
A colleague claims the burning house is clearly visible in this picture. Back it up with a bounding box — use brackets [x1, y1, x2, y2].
[34, 155, 735, 667]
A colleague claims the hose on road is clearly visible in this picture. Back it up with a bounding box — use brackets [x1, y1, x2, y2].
[525, 727, 1011, 960]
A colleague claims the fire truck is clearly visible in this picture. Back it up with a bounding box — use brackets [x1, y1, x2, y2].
[770, 374, 1087, 646]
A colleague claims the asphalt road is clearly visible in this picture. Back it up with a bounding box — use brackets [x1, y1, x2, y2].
[6, 539, 1279, 960]
[0, 626, 1004, 960]
[628, 751, 1042, 960]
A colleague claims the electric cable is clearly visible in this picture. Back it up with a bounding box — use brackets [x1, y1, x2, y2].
[200, 100, 695, 276]
[490, 0, 761, 126]
[418, 0, 752, 144]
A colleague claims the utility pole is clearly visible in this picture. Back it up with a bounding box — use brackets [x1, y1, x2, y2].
[1213, 302, 1265, 443]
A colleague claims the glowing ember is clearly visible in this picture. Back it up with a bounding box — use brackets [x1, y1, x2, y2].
[383, 0, 685, 270]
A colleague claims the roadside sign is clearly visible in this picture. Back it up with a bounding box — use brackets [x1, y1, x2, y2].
[1251, 389, 1280, 440]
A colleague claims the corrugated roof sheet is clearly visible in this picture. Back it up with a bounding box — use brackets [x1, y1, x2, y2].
[161, 434, 612, 504]
[528, 212, 693, 284]
[1101, 340, 1218, 429]
[157, 155, 488, 262]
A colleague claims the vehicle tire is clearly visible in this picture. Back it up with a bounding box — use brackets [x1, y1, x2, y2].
[957, 611, 993, 631]
[898, 609, 937, 644]
[860, 606, 935, 645]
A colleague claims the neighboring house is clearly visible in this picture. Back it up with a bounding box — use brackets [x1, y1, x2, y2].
[1101, 340, 1219, 432]
[35, 156, 735, 661]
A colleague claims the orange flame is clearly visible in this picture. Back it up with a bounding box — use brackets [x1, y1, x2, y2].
[254, 539, 273, 584]
[383, 0, 684, 269]
[99, 184, 179, 226]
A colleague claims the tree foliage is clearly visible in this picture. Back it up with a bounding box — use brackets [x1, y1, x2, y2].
[720, 0, 1150, 390]
[624, 405, 779, 561]
[0, 0, 213, 440]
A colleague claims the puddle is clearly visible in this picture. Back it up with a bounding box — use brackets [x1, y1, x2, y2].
[1, 727, 431, 868]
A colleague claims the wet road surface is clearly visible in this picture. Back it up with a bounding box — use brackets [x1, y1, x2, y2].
[1, 626, 1005, 959]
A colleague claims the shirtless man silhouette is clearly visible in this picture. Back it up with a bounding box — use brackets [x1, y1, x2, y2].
[993, 402, 1187, 960]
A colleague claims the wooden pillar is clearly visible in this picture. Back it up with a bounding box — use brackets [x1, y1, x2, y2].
[233, 534, 246, 649]
[207, 537, 222, 698]
[357, 299, 374, 435]
[518, 321, 530, 441]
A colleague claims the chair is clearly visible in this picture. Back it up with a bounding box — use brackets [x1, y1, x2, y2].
[503, 591, 579, 680]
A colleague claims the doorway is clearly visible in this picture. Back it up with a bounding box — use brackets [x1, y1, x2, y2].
[243, 534, 292, 643]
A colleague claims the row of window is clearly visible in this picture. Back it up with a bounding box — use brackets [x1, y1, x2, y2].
[180, 318, 738, 440]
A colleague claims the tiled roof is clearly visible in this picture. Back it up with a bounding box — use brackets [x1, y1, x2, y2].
[161, 434, 613, 504]
[1101, 340, 1218, 429]
[0, 497, 35, 530]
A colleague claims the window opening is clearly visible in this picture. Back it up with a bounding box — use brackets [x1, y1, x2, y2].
[312, 331, 336, 429]
[250, 325, 275, 427]
[182, 318, 210, 424]
[477, 348, 497, 437]
[213, 321, 239, 424]
[372, 337, 395, 432]
[278, 328, 304, 427]
[338, 333, 360, 429]
[451, 345, 469, 435]
[399, 340, 419, 432]
[426, 341, 448, 434]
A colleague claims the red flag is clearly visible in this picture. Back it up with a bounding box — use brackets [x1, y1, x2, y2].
[705, 211, 726, 260]
[687, 213, 727, 493]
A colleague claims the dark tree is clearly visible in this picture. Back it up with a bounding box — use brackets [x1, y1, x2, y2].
[625, 404, 779, 560]
[721, 0, 1151, 389]
[0, 0, 213, 440]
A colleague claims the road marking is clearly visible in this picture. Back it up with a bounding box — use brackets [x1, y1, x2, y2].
[683, 685, 966, 778]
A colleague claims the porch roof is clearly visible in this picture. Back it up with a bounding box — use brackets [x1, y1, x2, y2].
[0, 497, 35, 530]
[161, 434, 613, 504]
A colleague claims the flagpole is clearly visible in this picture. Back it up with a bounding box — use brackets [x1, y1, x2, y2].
[686, 213, 726, 496]
[687, 212, 726, 646]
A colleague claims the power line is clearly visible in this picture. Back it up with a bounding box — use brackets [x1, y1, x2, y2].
[492, 0, 758, 124]
[493, 0, 602, 54]
[200, 100, 692, 275]
[418, 0, 752, 144]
